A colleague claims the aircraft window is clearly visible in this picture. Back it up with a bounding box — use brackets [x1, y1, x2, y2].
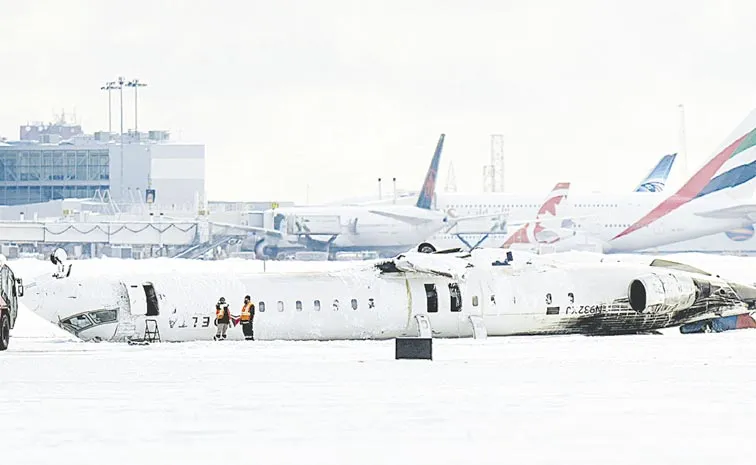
[472, 296, 479, 306]
[351, 299, 358, 310]
[62, 314, 92, 330]
[259, 301, 266, 312]
[143, 283, 159, 316]
[449, 283, 462, 312]
[333, 299, 340, 311]
[296, 300, 302, 311]
[424, 283, 438, 313]
[277, 301, 284, 312]
[89, 309, 117, 324]
[314, 300, 321, 311]
[368, 298, 375, 309]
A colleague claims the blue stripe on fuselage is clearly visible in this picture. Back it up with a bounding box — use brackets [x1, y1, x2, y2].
[694, 160, 756, 199]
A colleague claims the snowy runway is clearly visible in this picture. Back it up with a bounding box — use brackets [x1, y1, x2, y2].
[2, 333, 755, 465]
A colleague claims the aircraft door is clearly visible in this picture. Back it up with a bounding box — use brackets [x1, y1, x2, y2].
[422, 280, 465, 337]
[143, 283, 160, 316]
[126, 282, 161, 318]
[127, 284, 147, 316]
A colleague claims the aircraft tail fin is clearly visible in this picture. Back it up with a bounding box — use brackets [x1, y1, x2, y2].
[633, 153, 677, 192]
[614, 108, 756, 240]
[415, 134, 445, 210]
[502, 182, 571, 247]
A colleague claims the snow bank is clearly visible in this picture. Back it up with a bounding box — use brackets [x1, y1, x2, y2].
[11, 303, 79, 342]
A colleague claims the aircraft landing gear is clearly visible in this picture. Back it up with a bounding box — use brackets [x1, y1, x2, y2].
[417, 243, 436, 254]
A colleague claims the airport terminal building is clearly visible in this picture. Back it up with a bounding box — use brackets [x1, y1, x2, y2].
[0, 121, 205, 209]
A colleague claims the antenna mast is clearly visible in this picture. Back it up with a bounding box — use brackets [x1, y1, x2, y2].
[444, 161, 457, 192]
[678, 104, 688, 178]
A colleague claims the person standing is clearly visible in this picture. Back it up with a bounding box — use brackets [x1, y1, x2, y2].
[240, 295, 255, 341]
[214, 297, 231, 340]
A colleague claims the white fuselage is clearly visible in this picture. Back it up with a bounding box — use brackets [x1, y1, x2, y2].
[257, 205, 448, 257]
[21, 251, 752, 342]
[22, 263, 477, 342]
[429, 190, 755, 253]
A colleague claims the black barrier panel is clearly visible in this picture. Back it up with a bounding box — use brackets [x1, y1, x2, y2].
[395, 338, 432, 360]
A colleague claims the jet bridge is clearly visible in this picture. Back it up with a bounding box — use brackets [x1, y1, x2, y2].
[0, 220, 203, 246]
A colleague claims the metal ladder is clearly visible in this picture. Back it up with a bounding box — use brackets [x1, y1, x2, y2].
[144, 319, 161, 342]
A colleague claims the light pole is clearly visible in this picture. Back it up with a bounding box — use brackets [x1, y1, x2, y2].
[116, 76, 125, 200]
[100, 81, 118, 134]
[678, 104, 688, 178]
[126, 78, 147, 136]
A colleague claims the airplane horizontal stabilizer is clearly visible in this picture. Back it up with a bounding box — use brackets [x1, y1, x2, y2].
[693, 204, 756, 221]
[368, 210, 435, 225]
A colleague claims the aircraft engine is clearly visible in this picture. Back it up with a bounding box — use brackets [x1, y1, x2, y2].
[628, 272, 697, 314]
[534, 227, 575, 244]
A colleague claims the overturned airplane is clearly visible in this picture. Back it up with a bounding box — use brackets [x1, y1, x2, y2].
[20, 248, 756, 342]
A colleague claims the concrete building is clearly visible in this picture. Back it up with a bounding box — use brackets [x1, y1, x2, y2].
[0, 120, 205, 209]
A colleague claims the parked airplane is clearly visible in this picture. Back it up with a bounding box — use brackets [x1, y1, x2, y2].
[21, 247, 756, 342]
[430, 106, 756, 254]
[238, 134, 452, 260]
[633, 153, 677, 192]
[421, 153, 676, 253]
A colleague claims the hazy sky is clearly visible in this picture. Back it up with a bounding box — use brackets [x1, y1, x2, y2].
[2, 0, 755, 204]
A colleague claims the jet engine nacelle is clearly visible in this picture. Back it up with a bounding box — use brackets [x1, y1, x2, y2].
[628, 272, 697, 314]
[534, 227, 576, 244]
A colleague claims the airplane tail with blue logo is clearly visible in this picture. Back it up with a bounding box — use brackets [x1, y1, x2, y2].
[614, 108, 756, 240]
[367, 134, 445, 225]
[415, 134, 444, 210]
[633, 153, 677, 192]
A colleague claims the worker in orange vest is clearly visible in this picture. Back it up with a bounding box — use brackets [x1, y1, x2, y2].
[214, 297, 231, 340]
[240, 295, 255, 340]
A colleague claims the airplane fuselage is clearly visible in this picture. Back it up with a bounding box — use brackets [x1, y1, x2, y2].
[430, 189, 755, 253]
[21, 251, 754, 342]
[255, 205, 447, 258]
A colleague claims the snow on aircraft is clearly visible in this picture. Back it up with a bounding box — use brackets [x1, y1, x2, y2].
[431, 106, 756, 253]
[21, 246, 756, 342]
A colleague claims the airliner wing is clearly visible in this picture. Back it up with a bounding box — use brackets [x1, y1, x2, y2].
[378, 253, 469, 279]
[367, 210, 435, 225]
[209, 221, 284, 238]
[693, 204, 756, 221]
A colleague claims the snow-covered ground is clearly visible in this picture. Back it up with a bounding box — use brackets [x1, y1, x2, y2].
[2, 331, 756, 465]
[3, 252, 756, 464]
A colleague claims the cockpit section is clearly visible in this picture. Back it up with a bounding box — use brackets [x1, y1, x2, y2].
[59, 308, 119, 337]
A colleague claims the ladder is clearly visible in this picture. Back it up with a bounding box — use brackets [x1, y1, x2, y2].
[144, 319, 161, 342]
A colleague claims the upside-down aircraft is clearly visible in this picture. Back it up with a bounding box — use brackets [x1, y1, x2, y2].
[21, 246, 756, 342]
[428, 106, 756, 253]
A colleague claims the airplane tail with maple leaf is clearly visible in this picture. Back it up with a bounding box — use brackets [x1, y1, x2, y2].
[502, 182, 573, 247]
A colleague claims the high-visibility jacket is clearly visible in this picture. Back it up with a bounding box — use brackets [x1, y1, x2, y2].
[241, 302, 254, 322]
[216, 304, 230, 323]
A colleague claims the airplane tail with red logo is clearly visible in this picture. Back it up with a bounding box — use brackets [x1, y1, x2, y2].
[502, 182, 571, 247]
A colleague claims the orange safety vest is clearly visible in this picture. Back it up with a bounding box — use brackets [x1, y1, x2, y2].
[216, 305, 228, 320]
[241, 302, 253, 321]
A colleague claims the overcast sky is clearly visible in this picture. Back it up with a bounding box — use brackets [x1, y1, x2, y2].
[2, 0, 755, 204]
